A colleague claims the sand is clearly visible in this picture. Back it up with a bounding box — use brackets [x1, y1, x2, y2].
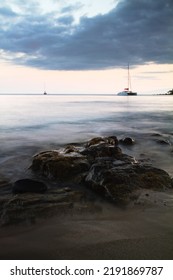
[0, 189, 173, 260]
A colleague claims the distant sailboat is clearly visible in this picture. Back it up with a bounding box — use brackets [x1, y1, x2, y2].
[117, 64, 137, 96]
[43, 81, 47, 95]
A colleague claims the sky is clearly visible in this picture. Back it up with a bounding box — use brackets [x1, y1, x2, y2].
[0, 0, 173, 94]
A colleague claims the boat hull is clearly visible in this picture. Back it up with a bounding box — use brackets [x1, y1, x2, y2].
[117, 91, 137, 96]
[127, 91, 137, 96]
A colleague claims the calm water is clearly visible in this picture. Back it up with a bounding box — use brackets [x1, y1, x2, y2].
[0, 94, 173, 179]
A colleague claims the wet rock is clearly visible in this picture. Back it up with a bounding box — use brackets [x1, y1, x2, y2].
[30, 136, 173, 204]
[86, 137, 105, 147]
[64, 145, 79, 154]
[1, 135, 173, 226]
[85, 162, 172, 202]
[12, 179, 47, 194]
[119, 137, 135, 145]
[0, 176, 10, 188]
[151, 133, 162, 137]
[31, 151, 90, 182]
[81, 143, 122, 159]
[156, 139, 171, 145]
[86, 136, 119, 147]
[106, 136, 119, 146]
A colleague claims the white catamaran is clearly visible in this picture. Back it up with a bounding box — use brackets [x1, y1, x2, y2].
[117, 64, 137, 96]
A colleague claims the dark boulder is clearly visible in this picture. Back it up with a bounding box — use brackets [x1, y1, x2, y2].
[81, 143, 122, 159]
[30, 136, 173, 204]
[86, 136, 119, 147]
[85, 162, 173, 202]
[86, 137, 105, 147]
[106, 136, 119, 146]
[12, 179, 47, 194]
[120, 137, 135, 145]
[64, 145, 79, 154]
[31, 151, 90, 182]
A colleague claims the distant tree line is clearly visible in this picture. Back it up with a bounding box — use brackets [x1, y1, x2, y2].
[157, 89, 173, 95]
[167, 89, 173, 95]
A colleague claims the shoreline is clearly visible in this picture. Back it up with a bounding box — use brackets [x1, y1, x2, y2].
[0, 191, 173, 260]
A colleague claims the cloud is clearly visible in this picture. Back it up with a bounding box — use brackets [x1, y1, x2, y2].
[0, 0, 173, 70]
[142, 70, 173, 74]
[60, 3, 83, 14]
[0, 6, 17, 17]
[57, 15, 74, 26]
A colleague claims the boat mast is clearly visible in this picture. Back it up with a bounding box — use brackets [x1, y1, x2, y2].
[128, 63, 132, 91]
[128, 63, 129, 90]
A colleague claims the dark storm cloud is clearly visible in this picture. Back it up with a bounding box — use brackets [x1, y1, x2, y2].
[0, 0, 173, 70]
[57, 15, 74, 25]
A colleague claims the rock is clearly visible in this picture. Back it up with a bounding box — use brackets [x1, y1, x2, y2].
[86, 136, 119, 147]
[85, 162, 173, 202]
[151, 133, 162, 137]
[119, 137, 135, 145]
[1, 135, 173, 226]
[0, 176, 10, 188]
[156, 139, 171, 145]
[12, 179, 47, 194]
[106, 136, 119, 146]
[150, 134, 171, 145]
[30, 136, 173, 204]
[86, 137, 105, 147]
[81, 143, 122, 159]
[64, 145, 79, 154]
[31, 151, 90, 182]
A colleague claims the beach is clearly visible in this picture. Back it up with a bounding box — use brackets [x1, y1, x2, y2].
[0, 94, 173, 260]
[0, 190, 173, 260]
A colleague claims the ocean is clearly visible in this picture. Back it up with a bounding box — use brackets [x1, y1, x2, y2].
[0, 94, 173, 180]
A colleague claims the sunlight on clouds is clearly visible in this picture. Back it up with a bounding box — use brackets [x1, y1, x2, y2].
[0, 49, 39, 62]
[0, 49, 23, 60]
[77, 0, 119, 17]
[62, 0, 119, 23]
[38, 0, 118, 21]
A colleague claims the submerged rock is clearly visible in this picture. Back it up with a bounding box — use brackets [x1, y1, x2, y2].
[150, 134, 171, 146]
[119, 137, 135, 145]
[156, 139, 171, 145]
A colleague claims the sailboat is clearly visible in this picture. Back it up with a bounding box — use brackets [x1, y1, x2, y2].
[117, 64, 137, 96]
[43, 81, 47, 95]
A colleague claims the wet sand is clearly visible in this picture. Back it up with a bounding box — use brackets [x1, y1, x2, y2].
[0, 190, 173, 260]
